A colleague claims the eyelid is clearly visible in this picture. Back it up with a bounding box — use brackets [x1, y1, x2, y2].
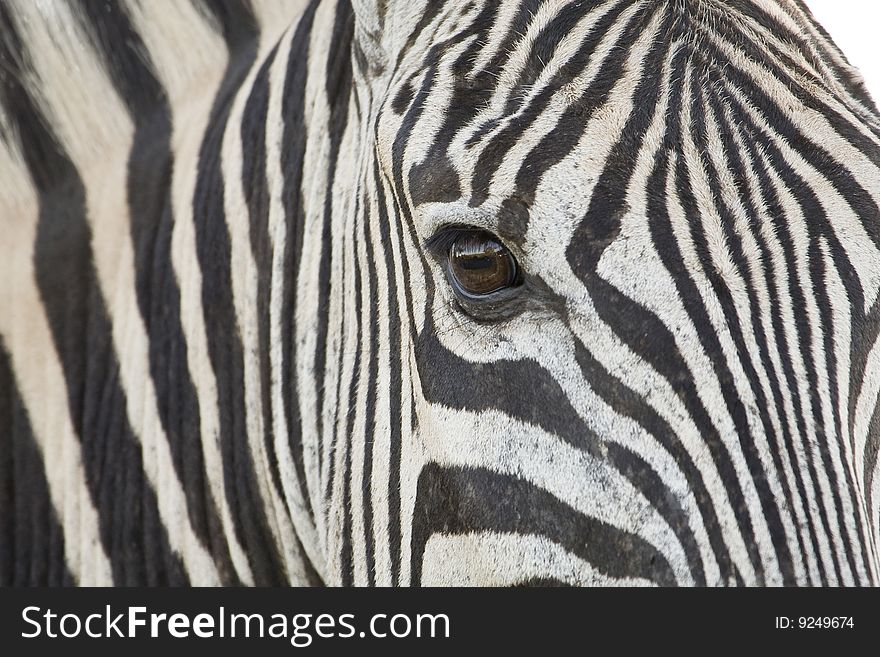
[424, 225, 472, 256]
[417, 201, 502, 240]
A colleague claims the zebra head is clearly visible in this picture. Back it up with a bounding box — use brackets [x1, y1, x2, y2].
[1, 0, 878, 588]
[323, 0, 880, 586]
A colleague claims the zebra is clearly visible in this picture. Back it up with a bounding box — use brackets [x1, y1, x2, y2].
[0, 0, 879, 587]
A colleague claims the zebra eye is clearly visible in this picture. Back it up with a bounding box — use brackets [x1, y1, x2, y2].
[447, 230, 518, 298]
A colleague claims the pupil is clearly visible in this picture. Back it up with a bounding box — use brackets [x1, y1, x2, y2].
[459, 255, 493, 270]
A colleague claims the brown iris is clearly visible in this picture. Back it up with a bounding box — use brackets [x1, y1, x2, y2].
[448, 231, 518, 297]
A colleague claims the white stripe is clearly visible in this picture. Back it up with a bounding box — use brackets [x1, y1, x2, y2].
[366, 187, 395, 586]
[130, 0, 256, 585]
[708, 28, 880, 310]
[323, 78, 361, 586]
[0, 143, 113, 586]
[819, 237, 877, 584]
[724, 106, 821, 585]
[295, 1, 345, 557]
[456, 0, 639, 202]
[8, 0, 220, 584]
[420, 406, 691, 584]
[221, 29, 309, 584]
[265, 19, 326, 582]
[422, 533, 654, 586]
[249, 0, 310, 39]
[756, 147, 842, 584]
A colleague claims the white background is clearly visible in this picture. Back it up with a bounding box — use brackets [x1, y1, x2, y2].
[803, 1, 880, 101]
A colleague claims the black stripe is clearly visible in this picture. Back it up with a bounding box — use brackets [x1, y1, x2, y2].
[0, 339, 74, 586]
[338, 215, 362, 586]
[411, 463, 676, 586]
[416, 311, 604, 459]
[856, 303, 880, 523]
[190, 0, 287, 584]
[0, 3, 188, 586]
[703, 86, 816, 584]
[685, 76, 796, 583]
[720, 78, 872, 583]
[405, 1, 502, 206]
[390, 0, 452, 74]
[469, 0, 645, 206]
[313, 7, 353, 487]
[463, 0, 608, 150]
[322, 7, 357, 586]
[862, 385, 880, 529]
[360, 200, 380, 587]
[847, 295, 880, 489]
[729, 108, 833, 584]
[565, 7, 669, 275]
[371, 173, 406, 585]
[76, 0, 239, 585]
[280, 0, 321, 539]
[240, 42, 296, 568]
[498, 0, 590, 135]
[194, 0, 258, 52]
[573, 341, 716, 586]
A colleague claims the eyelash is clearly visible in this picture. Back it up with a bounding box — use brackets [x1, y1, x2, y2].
[424, 225, 473, 255]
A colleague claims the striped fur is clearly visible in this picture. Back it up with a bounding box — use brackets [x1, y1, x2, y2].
[0, 0, 878, 586]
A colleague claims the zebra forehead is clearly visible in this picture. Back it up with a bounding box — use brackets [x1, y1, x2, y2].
[381, 0, 877, 200]
[378, 0, 868, 102]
